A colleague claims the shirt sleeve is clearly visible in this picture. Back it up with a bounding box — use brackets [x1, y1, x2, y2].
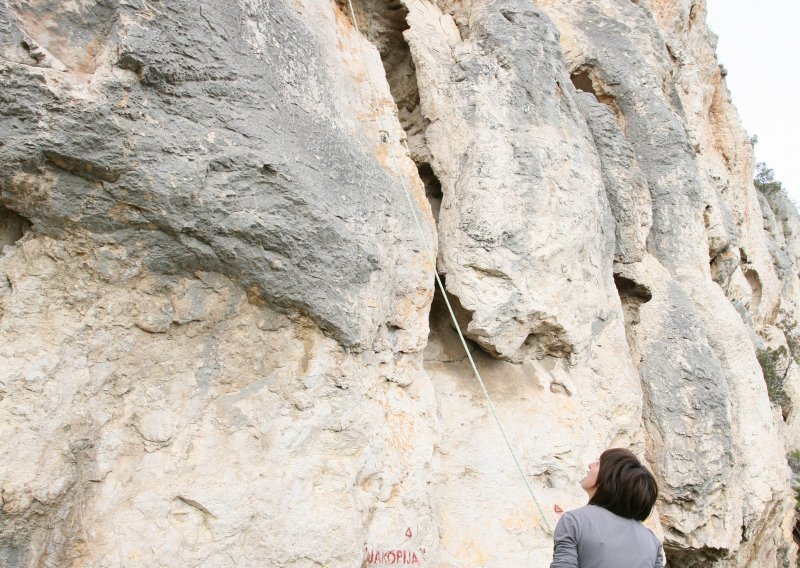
[654, 543, 665, 568]
[550, 512, 579, 568]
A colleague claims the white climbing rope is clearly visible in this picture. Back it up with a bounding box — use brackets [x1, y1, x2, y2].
[344, 0, 553, 536]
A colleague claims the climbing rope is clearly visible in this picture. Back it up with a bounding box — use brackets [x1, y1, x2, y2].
[344, 0, 553, 536]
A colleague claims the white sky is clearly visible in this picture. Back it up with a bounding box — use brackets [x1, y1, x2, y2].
[705, 0, 800, 205]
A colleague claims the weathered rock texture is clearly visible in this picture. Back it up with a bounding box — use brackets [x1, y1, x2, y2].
[0, 0, 798, 566]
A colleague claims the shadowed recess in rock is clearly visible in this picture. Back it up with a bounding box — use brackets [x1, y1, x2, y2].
[340, 0, 431, 164]
[417, 162, 442, 224]
[745, 268, 762, 312]
[425, 278, 483, 362]
[614, 274, 653, 329]
[0, 206, 31, 250]
[665, 544, 727, 568]
[570, 64, 625, 131]
[340, 0, 444, 229]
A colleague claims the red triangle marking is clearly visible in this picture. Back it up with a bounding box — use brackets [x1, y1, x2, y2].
[405, 527, 413, 538]
[554, 504, 564, 514]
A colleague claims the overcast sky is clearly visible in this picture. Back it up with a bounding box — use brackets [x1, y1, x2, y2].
[705, 0, 799, 205]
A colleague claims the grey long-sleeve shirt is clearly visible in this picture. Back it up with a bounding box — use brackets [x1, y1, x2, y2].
[550, 505, 664, 568]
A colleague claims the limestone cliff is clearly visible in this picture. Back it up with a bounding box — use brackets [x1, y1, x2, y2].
[0, 0, 798, 566]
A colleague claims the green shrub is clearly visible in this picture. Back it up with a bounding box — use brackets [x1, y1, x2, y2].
[757, 346, 791, 415]
[787, 451, 800, 531]
[781, 319, 800, 365]
[754, 162, 784, 195]
[788, 450, 800, 473]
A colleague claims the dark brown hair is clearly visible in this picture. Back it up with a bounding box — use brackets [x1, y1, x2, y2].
[588, 448, 658, 521]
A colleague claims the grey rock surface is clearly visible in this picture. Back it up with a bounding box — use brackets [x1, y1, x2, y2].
[0, 0, 433, 350]
[574, 92, 652, 265]
[406, 0, 619, 363]
[535, 2, 795, 564]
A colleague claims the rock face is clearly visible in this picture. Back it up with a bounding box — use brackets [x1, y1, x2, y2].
[0, 0, 797, 566]
[0, 0, 434, 351]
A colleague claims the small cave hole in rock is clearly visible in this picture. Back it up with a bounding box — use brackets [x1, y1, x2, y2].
[709, 253, 720, 281]
[739, 246, 749, 263]
[425, 275, 492, 363]
[702, 204, 712, 229]
[570, 68, 596, 96]
[0, 206, 31, 251]
[418, 162, 443, 223]
[613, 274, 652, 355]
[570, 65, 626, 131]
[521, 319, 573, 360]
[744, 269, 762, 312]
[614, 274, 652, 326]
[664, 544, 727, 568]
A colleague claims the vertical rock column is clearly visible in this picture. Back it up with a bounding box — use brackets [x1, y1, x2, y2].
[534, 1, 794, 564]
[403, 0, 647, 564]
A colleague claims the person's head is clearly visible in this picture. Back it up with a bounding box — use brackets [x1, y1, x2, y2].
[580, 448, 658, 521]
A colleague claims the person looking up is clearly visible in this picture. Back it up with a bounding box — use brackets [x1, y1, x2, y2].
[550, 448, 664, 568]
